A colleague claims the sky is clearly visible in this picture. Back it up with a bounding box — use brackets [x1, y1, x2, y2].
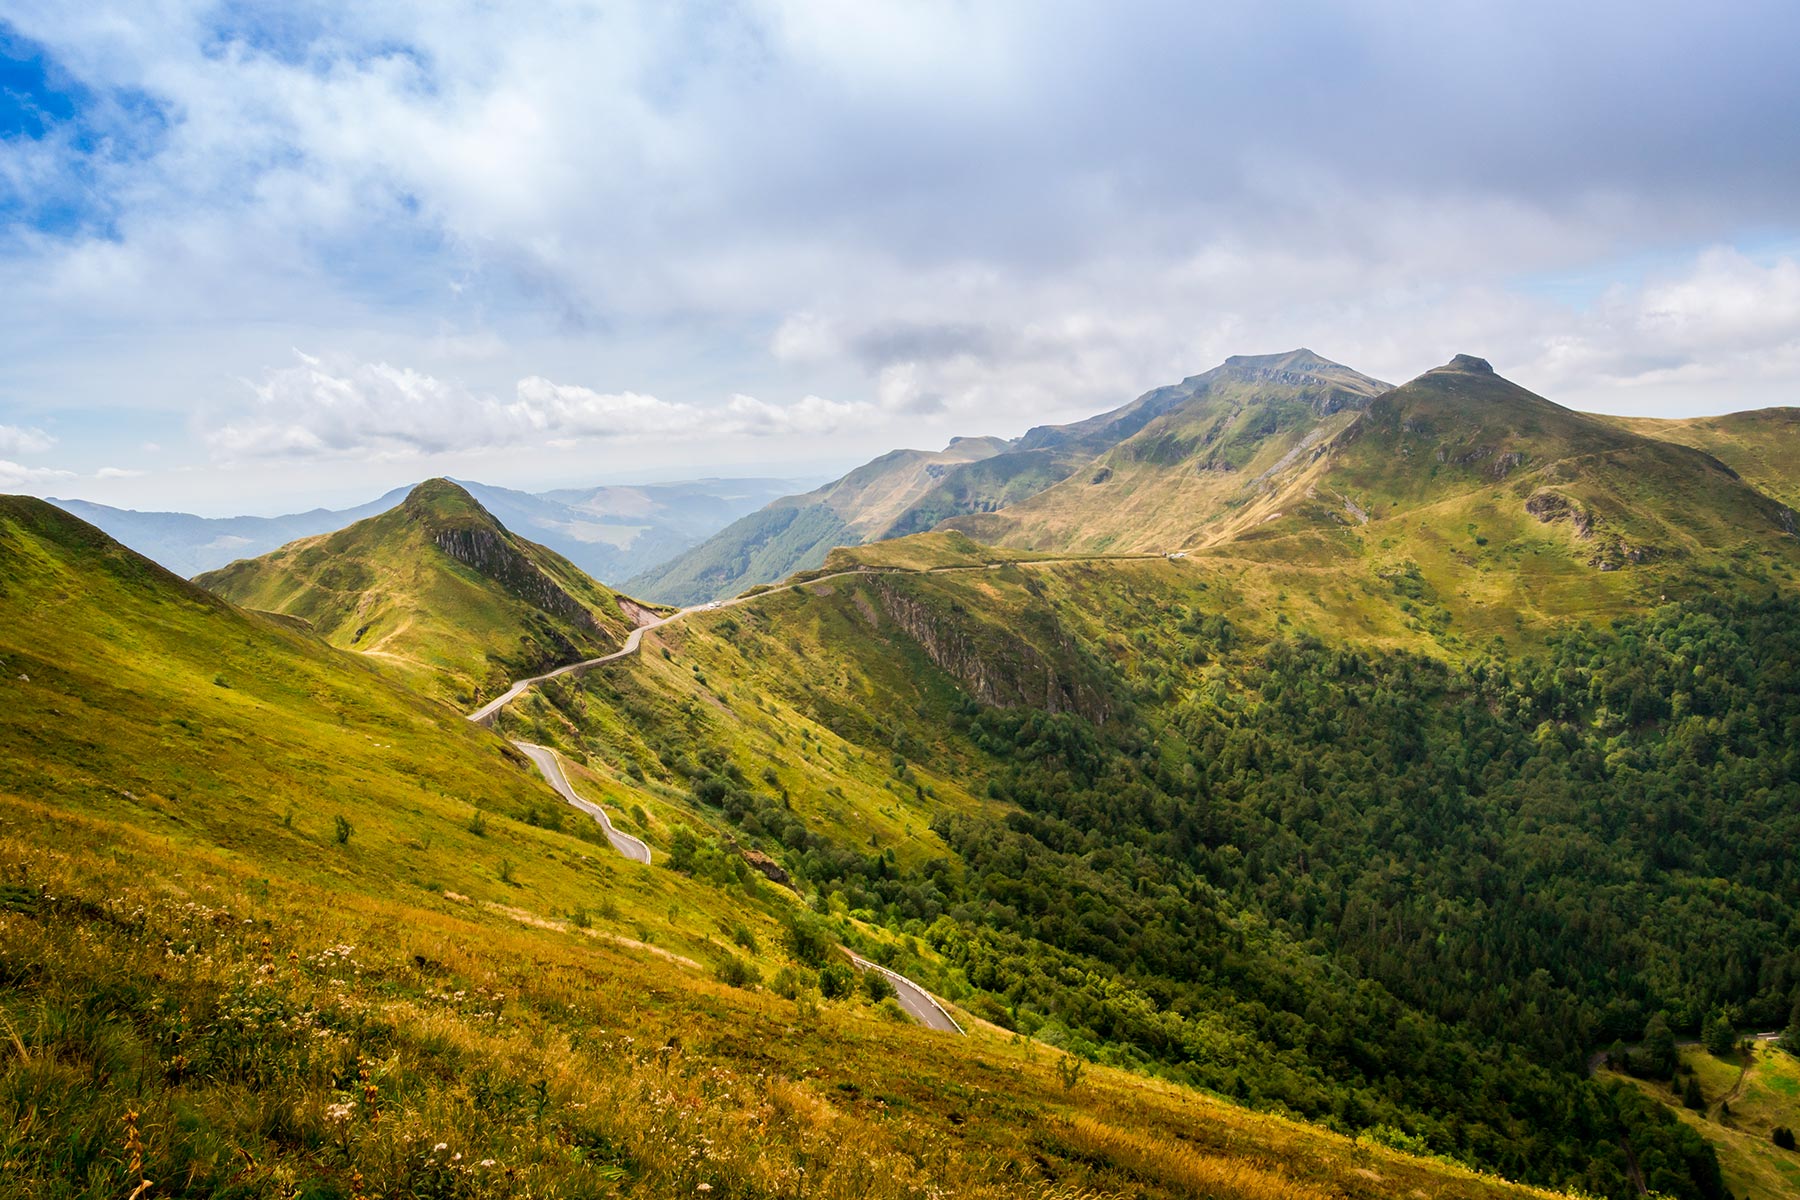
[2, 1, 1798, 515]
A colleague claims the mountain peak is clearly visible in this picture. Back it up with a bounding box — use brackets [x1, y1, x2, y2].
[1440, 354, 1494, 374]
[402, 477, 493, 525]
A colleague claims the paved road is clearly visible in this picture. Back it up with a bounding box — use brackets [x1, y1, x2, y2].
[848, 951, 964, 1034]
[513, 741, 652, 864]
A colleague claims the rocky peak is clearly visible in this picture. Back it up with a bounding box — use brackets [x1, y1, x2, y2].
[1443, 354, 1494, 374]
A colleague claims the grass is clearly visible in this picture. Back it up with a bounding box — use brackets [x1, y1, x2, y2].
[0, 797, 1569, 1200]
[1604, 1042, 1800, 1200]
[195, 479, 638, 709]
[0, 492, 1573, 1197]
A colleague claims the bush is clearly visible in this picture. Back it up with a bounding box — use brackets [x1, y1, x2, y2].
[1774, 1126, 1796, 1151]
[861, 969, 896, 1003]
[715, 954, 760, 989]
[769, 966, 812, 1000]
[466, 810, 487, 837]
[817, 962, 854, 999]
[782, 912, 836, 967]
[333, 814, 353, 845]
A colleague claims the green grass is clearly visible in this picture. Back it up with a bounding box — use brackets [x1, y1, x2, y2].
[195, 479, 638, 708]
[0, 494, 1571, 1200]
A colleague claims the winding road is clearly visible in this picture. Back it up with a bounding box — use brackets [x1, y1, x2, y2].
[513, 741, 652, 863]
[463, 554, 1163, 1031]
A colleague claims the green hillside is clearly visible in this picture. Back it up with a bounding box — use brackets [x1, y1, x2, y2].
[1605, 408, 1800, 511]
[625, 352, 1306, 606]
[0, 493, 1581, 1200]
[196, 478, 640, 708]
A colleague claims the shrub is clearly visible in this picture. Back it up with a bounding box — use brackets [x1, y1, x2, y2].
[1774, 1126, 1796, 1151]
[769, 966, 812, 1000]
[715, 955, 760, 989]
[333, 814, 353, 845]
[782, 912, 836, 967]
[817, 962, 854, 999]
[467, 810, 487, 837]
[861, 970, 895, 1003]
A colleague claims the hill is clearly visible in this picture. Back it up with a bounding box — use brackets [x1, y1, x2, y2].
[1602, 1039, 1800, 1200]
[1602, 408, 1800, 510]
[195, 478, 641, 707]
[947, 348, 1390, 552]
[0, 494, 1576, 1200]
[497, 523, 1800, 1198]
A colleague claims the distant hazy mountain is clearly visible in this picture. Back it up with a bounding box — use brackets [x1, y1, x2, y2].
[48, 476, 803, 582]
[47, 487, 414, 578]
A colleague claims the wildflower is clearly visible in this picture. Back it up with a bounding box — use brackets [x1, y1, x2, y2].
[434, 1142, 448, 1152]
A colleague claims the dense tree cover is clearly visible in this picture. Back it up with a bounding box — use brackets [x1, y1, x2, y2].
[660, 594, 1800, 1199]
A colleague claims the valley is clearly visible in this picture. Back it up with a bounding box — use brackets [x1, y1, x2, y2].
[5, 353, 1800, 1200]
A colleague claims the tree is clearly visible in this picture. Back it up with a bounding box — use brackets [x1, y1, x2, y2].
[1703, 1011, 1735, 1058]
[1682, 1076, 1704, 1110]
[1643, 1013, 1678, 1079]
[1782, 996, 1800, 1057]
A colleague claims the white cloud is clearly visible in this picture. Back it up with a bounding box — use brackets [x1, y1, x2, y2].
[204, 352, 876, 462]
[0, 426, 56, 456]
[0, 460, 75, 488]
[724, 393, 872, 436]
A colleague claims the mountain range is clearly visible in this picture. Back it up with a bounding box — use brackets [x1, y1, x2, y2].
[50, 474, 805, 581]
[6, 349, 1799, 1200]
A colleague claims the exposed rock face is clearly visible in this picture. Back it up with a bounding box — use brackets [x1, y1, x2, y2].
[868, 578, 1112, 723]
[1526, 490, 1594, 538]
[431, 524, 600, 631]
[741, 849, 793, 888]
[1446, 354, 1494, 373]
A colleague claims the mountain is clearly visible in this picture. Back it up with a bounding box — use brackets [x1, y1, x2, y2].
[47, 486, 412, 577]
[455, 475, 807, 583]
[626, 352, 1370, 605]
[49, 475, 801, 581]
[945, 348, 1390, 552]
[195, 478, 641, 706]
[626, 436, 1014, 604]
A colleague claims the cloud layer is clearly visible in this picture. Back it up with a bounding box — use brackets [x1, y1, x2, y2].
[1, 2, 1797, 507]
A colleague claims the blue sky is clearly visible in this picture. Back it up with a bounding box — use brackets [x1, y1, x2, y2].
[2, 1, 1798, 514]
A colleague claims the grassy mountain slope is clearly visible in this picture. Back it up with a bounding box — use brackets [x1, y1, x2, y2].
[196, 479, 639, 707]
[946, 349, 1390, 553]
[626, 437, 1012, 605]
[1604, 408, 1800, 510]
[0, 495, 1566, 1199]
[513, 533, 1800, 1197]
[1603, 1041, 1800, 1200]
[1198, 356, 1800, 643]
